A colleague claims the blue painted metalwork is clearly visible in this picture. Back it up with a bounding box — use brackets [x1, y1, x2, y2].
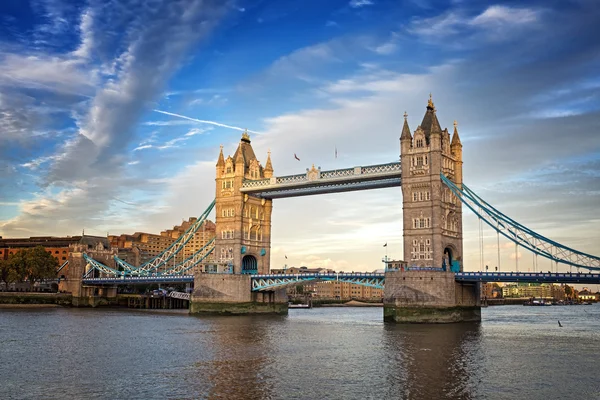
[83, 275, 194, 285]
[441, 174, 600, 272]
[455, 272, 600, 284]
[251, 272, 385, 291]
[240, 162, 402, 199]
[112, 199, 216, 274]
[84, 240, 215, 278]
[81, 271, 600, 287]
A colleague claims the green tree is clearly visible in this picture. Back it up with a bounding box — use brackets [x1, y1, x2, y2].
[295, 285, 304, 295]
[0, 258, 18, 287]
[564, 285, 573, 298]
[25, 246, 59, 284]
[9, 249, 29, 283]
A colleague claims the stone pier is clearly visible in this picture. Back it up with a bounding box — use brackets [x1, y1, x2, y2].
[62, 245, 118, 307]
[190, 273, 287, 315]
[383, 270, 481, 323]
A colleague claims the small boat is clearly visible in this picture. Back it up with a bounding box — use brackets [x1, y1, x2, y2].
[288, 303, 311, 309]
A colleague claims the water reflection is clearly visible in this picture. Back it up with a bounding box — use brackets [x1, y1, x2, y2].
[382, 322, 482, 399]
[192, 315, 281, 399]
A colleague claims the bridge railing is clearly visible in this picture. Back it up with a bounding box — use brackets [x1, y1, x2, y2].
[240, 162, 401, 190]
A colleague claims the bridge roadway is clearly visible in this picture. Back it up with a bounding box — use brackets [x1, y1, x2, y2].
[82, 271, 600, 289]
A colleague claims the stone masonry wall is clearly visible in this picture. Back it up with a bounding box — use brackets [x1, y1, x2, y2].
[384, 270, 457, 308]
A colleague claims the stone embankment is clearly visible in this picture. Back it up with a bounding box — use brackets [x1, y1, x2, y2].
[0, 292, 72, 307]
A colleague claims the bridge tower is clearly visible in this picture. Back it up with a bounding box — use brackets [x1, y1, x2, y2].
[214, 131, 273, 274]
[400, 95, 463, 271]
[191, 132, 286, 314]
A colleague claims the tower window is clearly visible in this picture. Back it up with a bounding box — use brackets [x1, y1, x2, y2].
[416, 139, 423, 148]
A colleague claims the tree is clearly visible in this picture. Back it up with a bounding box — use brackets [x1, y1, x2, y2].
[0, 259, 18, 287]
[6, 247, 58, 289]
[564, 285, 573, 298]
[9, 249, 28, 283]
[25, 246, 59, 284]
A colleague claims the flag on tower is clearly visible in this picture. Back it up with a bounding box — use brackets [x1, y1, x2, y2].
[383, 243, 387, 247]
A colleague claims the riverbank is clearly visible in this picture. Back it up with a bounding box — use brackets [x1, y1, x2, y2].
[0, 292, 72, 306]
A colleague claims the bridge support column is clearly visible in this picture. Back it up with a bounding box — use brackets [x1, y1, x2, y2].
[190, 274, 287, 315]
[383, 271, 480, 323]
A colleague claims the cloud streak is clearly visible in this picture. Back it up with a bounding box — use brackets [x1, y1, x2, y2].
[153, 109, 261, 134]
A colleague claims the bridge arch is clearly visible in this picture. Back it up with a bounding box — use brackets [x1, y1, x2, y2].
[242, 255, 258, 274]
[443, 244, 459, 272]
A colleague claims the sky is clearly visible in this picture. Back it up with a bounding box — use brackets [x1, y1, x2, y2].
[0, 0, 598, 273]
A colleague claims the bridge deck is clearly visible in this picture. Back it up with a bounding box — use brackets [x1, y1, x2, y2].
[81, 271, 600, 287]
[240, 162, 401, 198]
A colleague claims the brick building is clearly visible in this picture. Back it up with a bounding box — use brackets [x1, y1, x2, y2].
[108, 219, 216, 266]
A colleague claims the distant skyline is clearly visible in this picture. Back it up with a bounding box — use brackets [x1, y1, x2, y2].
[0, 0, 598, 272]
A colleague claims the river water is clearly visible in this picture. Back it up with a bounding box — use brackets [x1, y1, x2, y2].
[0, 305, 599, 400]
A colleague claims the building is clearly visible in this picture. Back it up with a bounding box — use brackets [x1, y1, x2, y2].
[108, 219, 216, 266]
[400, 96, 463, 271]
[0, 235, 109, 264]
[577, 289, 599, 302]
[502, 283, 556, 299]
[307, 280, 383, 300]
[0, 235, 81, 263]
[481, 283, 503, 299]
[0, 235, 110, 282]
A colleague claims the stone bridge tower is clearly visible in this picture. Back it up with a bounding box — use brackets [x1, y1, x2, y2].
[215, 131, 273, 274]
[400, 96, 464, 271]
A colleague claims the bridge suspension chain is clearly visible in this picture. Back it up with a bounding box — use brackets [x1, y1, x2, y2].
[84, 240, 215, 278]
[83, 199, 216, 277]
[441, 174, 600, 272]
[112, 199, 215, 274]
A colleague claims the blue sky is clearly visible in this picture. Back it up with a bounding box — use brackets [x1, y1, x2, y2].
[0, 0, 598, 272]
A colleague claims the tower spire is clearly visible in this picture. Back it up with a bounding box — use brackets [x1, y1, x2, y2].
[216, 145, 225, 167]
[400, 111, 412, 140]
[264, 149, 273, 178]
[451, 120, 462, 147]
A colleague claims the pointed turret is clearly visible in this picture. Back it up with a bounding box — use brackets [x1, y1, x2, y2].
[400, 111, 412, 140]
[451, 120, 462, 147]
[216, 145, 225, 167]
[420, 94, 443, 144]
[264, 149, 273, 178]
[451, 120, 463, 187]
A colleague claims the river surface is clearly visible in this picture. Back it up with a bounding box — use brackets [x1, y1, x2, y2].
[1, 305, 599, 400]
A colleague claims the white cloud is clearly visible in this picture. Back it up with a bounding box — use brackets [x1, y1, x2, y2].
[471, 5, 538, 26]
[409, 5, 541, 39]
[185, 127, 212, 137]
[349, 0, 373, 8]
[0, 53, 95, 96]
[133, 144, 153, 152]
[154, 109, 259, 133]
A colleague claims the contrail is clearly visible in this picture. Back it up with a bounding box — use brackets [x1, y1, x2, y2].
[153, 110, 261, 134]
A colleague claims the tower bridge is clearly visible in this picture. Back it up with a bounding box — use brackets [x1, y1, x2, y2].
[72, 96, 600, 322]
